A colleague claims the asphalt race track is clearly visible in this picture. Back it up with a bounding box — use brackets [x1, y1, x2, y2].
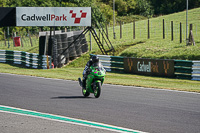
[0, 73, 200, 133]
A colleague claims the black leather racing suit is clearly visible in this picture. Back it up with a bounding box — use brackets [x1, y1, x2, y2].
[82, 59, 93, 88]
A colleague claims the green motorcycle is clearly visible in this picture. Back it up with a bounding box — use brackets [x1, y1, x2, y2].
[78, 62, 106, 98]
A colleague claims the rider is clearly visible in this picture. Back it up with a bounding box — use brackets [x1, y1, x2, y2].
[82, 55, 99, 89]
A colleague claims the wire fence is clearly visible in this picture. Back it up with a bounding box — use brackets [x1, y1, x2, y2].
[104, 19, 200, 44]
[0, 30, 39, 48]
[0, 26, 86, 49]
[1, 18, 199, 53]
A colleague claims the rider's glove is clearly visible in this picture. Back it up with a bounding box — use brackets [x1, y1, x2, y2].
[86, 69, 92, 75]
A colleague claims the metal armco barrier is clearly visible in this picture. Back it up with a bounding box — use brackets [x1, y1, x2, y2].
[92, 54, 200, 81]
[174, 60, 193, 80]
[90, 54, 124, 72]
[192, 61, 200, 81]
[0, 50, 52, 69]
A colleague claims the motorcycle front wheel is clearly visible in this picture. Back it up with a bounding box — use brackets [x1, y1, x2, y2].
[82, 88, 90, 97]
[94, 82, 101, 98]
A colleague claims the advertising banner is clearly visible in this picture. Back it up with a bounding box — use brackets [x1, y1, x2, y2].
[16, 7, 91, 26]
[124, 58, 174, 77]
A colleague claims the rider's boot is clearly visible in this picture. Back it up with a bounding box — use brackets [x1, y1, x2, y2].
[82, 77, 86, 89]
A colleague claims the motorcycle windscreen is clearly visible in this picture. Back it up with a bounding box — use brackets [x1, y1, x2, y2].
[92, 62, 104, 71]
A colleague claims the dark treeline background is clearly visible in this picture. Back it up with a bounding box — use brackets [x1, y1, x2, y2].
[150, 0, 200, 15]
[0, 0, 200, 40]
[1, 0, 200, 23]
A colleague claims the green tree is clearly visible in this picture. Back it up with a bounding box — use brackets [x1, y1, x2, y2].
[20, 0, 37, 7]
[105, 0, 136, 16]
[115, 0, 128, 16]
[149, 0, 200, 15]
[125, 0, 136, 14]
[0, 0, 7, 7]
[8, 0, 23, 7]
[99, 3, 113, 22]
[135, 0, 154, 17]
[108, 0, 127, 16]
[61, 2, 77, 7]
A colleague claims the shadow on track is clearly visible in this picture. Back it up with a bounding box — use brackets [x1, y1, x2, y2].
[51, 96, 93, 99]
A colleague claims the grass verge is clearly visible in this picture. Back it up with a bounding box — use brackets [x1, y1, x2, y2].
[0, 63, 200, 93]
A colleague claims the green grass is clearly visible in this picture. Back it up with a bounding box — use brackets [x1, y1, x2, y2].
[120, 39, 200, 60]
[0, 63, 82, 80]
[90, 8, 200, 60]
[116, 14, 147, 24]
[0, 63, 200, 92]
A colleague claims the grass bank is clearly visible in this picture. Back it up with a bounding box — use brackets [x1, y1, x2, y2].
[91, 8, 200, 60]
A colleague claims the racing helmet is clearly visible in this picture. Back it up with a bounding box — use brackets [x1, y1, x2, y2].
[91, 55, 99, 63]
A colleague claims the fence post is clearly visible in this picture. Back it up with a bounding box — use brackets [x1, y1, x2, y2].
[171, 21, 174, 41]
[12, 31, 15, 47]
[4, 30, 6, 46]
[90, 31, 92, 51]
[180, 22, 182, 43]
[188, 24, 195, 46]
[163, 19, 165, 39]
[133, 20, 135, 39]
[148, 19, 150, 39]
[28, 30, 33, 47]
[7, 27, 10, 48]
[18, 30, 23, 47]
[120, 21, 122, 39]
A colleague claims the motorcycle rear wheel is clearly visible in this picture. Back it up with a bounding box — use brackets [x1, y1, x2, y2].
[82, 88, 90, 97]
[94, 82, 101, 98]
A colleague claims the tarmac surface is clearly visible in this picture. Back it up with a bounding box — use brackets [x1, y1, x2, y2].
[0, 73, 200, 133]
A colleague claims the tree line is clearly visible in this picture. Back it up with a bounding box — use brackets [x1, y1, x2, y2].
[0, 0, 199, 40]
[1, 0, 200, 23]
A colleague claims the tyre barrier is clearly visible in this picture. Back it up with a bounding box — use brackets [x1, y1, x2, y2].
[52, 37, 58, 67]
[55, 34, 65, 67]
[82, 39, 88, 53]
[55, 34, 62, 55]
[39, 36, 46, 55]
[67, 32, 77, 60]
[39, 30, 88, 67]
[73, 31, 83, 57]
[61, 33, 69, 64]
[81, 35, 88, 53]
